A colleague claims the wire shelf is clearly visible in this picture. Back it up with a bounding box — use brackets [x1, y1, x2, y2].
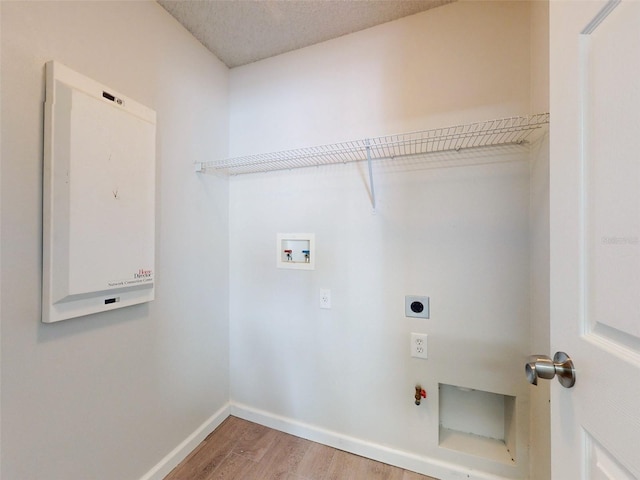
[196, 113, 549, 176]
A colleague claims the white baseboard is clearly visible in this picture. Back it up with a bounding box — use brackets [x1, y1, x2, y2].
[139, 403, 231, 480]
[230, 402, 509, 480]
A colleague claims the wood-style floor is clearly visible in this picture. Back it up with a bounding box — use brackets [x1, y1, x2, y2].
[164, 416, 439, 480]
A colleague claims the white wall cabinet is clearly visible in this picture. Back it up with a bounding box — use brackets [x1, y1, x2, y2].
[42, 61, 156, 323]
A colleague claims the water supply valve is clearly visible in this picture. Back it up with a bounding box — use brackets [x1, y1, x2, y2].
[284, 249, 293, 261]
[415, 385, 427, 405]
[302, 250, 310, 263]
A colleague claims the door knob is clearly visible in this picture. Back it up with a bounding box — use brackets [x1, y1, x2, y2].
[525, 351, 576, 388]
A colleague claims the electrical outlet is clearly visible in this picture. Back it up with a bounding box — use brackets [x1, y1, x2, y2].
[405, 295, 430, 318]
[410, 333, 428, 359]
[320, 288, 331, 309]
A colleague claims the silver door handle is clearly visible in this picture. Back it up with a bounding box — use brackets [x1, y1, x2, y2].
[525, 351, 576, 388]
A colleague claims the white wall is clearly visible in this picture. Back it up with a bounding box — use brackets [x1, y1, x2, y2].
[229, 1, 532, 156]
[0, 2, 549, 479]
[0, 2, 229, 479]
[228, 2, 533, 479]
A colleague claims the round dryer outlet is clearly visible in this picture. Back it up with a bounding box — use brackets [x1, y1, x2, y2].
[405, 295, 430, 319]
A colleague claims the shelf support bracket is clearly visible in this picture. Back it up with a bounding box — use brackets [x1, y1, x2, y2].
[366, 140, 376, 212]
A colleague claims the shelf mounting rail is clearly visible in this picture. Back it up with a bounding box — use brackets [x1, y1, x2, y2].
[196, 113, 549, 209]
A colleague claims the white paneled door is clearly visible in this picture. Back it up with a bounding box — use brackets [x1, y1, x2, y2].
[550, 0, 640, 478]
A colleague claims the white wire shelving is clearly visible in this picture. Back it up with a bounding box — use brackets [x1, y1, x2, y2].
[195, 113, 549, 176]
[195, 113, 549, 210]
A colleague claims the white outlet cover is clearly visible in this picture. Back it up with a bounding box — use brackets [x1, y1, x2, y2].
[320, 288, 331, 309]
[411, 333, 428, 359]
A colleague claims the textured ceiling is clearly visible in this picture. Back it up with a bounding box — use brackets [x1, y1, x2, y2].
[158, 0, 455, 68]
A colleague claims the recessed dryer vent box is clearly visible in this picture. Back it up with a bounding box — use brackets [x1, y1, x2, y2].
[277, 233, 315, 270]
[42, 61, 156, 323]
[439, 383, 517, 465]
